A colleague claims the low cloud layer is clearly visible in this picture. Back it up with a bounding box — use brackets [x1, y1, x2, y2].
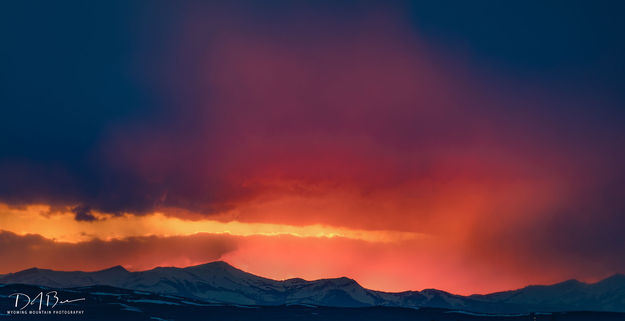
[0, 231, 237, 273]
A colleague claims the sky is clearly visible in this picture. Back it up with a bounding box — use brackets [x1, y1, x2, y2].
[1, 0, 625, 295]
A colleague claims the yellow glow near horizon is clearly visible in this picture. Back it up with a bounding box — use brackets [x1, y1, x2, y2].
[0, 204, 422, 243]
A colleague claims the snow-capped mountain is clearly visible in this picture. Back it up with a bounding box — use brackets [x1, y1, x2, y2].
[1, 261, 624, 313]
[4, 284, 620, 321]
[470, 274, 625, 312]
[0, 262, 386, 307]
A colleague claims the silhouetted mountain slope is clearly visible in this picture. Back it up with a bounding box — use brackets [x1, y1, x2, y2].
[1, 262, 624, 313]
[2, 284, 625, 321]
[470, 274, 625, 312]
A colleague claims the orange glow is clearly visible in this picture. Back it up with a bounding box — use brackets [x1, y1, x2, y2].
[0, 184, 589, 295]
[0, 170, 574, 295]
[0, 203, 422, 243]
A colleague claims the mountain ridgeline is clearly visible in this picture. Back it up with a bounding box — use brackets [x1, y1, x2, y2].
[1, 261, 624, 314]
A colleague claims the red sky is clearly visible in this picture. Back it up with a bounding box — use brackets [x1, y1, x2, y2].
[1, 1, 625, 295]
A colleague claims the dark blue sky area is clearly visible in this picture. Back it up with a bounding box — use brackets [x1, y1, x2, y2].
[0, 0, 624, 214]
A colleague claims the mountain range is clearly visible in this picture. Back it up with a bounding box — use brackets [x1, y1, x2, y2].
[1, 261, 624, 314]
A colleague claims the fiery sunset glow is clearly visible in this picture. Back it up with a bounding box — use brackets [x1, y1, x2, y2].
[1, 1, 625, 296]
[0, 204, 421, 243]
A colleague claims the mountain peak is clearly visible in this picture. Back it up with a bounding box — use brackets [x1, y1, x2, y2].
[319, 276, 360, 287]
[97, 265, 129, 273]
[21, 267, 41, 272]
[557, 278, 584, 286]
[284, 277, 307, 283]
[209, 260, 234, 267]
[186, 260, 237, 270]
[143, 261, 238, 273]
[11, 267, 43, 276]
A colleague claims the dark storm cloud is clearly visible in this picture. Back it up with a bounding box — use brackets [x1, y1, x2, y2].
[0, 0, 624, 235]
[0, 0, 154, 211]
[71, 205, 97, 222]
[409, 1, 625, 96]
[0, 0, 625, 290]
